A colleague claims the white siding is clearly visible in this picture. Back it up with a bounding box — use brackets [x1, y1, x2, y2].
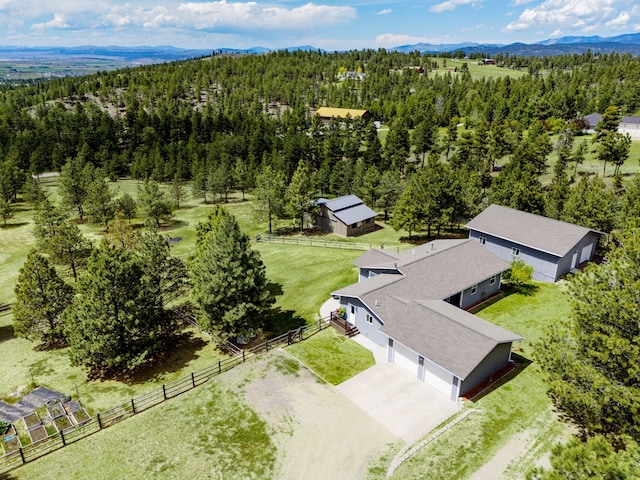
[424, 360, 454, 396]
[394, 343, 419, 377]
[580, 243, 593, 263]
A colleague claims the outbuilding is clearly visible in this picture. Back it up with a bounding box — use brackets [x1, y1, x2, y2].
[316, 195, 377, 237]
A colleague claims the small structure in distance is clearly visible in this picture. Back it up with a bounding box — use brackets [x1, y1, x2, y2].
[316, 195, 377, 237]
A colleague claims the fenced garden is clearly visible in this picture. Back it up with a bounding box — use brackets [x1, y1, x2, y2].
[0, 318, 331, 474]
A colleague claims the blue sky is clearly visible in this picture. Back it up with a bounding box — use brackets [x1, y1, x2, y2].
[1, 0, 639, 50]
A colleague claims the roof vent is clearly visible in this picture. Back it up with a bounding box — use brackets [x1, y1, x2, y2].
[430, 242, 435, 250]
[394, 262, 398, 269]
[412, 249, 415, 255]
[375, 299, 379, 307]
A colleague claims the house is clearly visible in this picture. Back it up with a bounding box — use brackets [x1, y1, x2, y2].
[332, 239, 521, 401]
[581, 113, 640, 139]
[466, 204, 602, 283]
[315, 107, 372, 125]
[316, 195, 377, 237]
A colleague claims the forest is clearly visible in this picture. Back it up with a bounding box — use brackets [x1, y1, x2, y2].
[1, 48, 639, 479]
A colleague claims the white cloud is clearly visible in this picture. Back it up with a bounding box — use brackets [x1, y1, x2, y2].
[102, 2, 356, 32]
[377, 8, 392, 15]
[503, 0, 636, 33]
[511, 0, 534, 5]
[429, 0, 483, 14]
[32, 13, 69, 30]
[374, 33, 437, 46]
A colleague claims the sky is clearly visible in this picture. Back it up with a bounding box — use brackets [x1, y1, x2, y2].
[0, 0, 639, 50]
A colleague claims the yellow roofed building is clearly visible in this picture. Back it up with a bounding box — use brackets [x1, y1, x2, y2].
[314, 107, 372, 124]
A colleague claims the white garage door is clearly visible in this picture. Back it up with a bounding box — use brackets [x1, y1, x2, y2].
[394, 343, 419, 378]
[424, 361, 454, 397]
[580, 243, 593, 263]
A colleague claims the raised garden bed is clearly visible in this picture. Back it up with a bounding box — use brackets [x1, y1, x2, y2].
[53, 415, 72, 432]
[1, 433, 21, 454]
[22, 411, 41, 429]
[70, 408, 91, 425]
[27, 424, 48, 444]
[0, 423, 16, 440]
[46, 402, 66, 420]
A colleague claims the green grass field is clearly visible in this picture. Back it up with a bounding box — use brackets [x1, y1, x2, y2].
[384, 283, 571, 479]
[11, 379, 276, 480]
[286, 328, 375, 384]
[425, 58, 529, 81]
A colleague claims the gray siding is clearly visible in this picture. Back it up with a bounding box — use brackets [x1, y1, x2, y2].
[555, 231, 601, 279]
[339, 297, 387, 346]
[459, 342, 512, 397]
[459, 274, 502, 309]
[316, 205, 375, 237]
[469, 230, 559, 282]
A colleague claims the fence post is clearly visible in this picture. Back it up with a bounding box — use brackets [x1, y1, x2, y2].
[19, 447, 25, 464]
[218, 360, 221, 374]
[131, 398, 136, 414]
[191, 372, 196, 387]
[60, 429, 66, 446]
[265, 339, 269, 352]
[162, 384, 167, 400]
[242, 350, 245, 362]
[97, 413, 102, 429]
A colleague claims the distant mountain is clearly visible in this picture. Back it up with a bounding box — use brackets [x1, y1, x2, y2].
[0, 45, 212, 64]
[391, 32, 640, 57]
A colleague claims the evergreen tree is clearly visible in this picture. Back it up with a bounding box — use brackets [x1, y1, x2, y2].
[137, 179, 173, 228]
[562, 175, 617, 233]
[0, 197, 14, 227]
[85, 174, 115, 227]
[253, 165, 286, 234]
[170, 174, 187, 208]
[620, 174, 640, 227]
[189, 206, 273, 342]
[114, 192, 137, 221]
[376, 170, 402, 222]
[58, 157, 94, 222]
[65, 243, 175, 376]
[13, 250, 73, 347]
[538, 227, 640, 440]
[285, 160, 316, 231]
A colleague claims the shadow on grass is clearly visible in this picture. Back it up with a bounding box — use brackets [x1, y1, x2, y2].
[0, 222, 29, 229]
[466, 352, 533, 403]
[0, 324, 15, 343]
[263, 308, 306, 337]
[398, 228, 468, 245]
[108, 331, 208, 385]
[501, 283, 539, 297]
[0, 470, 18, 480]
[266, 282, 283, 297]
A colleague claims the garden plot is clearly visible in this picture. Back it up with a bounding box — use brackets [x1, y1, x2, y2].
[65, 400, 91, 426]
[22, 412, 48, 444]
[47, 402, 74, 433]
[1, 424, 21, 454]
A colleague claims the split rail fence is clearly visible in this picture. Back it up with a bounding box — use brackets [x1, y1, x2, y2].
[0, 318, 330, 474]
[255, 234, 400, 253]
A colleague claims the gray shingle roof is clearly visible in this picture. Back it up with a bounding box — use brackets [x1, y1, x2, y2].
[333, 238, 518, 378]
[318, 195, 377, 226]
[379, 299, 521, 379]
[333, 203, 378, 225]
[466, 204, 599, 257]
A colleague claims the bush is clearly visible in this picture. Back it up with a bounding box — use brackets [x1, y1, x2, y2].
[503, 258, 533, 286]
[0, 420, 11, 435]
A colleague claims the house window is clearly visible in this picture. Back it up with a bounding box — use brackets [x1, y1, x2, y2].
[478, 236, 486, 245]
[350, 305, 355, 315]
[365, 218, 371, 224]
[366, 314, 373, 324]
[471, 284, 478, 295]
[489, 275, 496, 285]
[511, 247, 520, 257]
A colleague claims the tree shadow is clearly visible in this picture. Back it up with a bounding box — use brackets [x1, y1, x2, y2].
[263, 307, 306, 337]
[0, 324, 16, 343]
[266, 282, 284, 297]
[502, 283, 539, 297]
[160, 219, 188, 230]
[106, 331, 208, 385]
[465, 352, 533, 403]
[0, 222, 29, 229]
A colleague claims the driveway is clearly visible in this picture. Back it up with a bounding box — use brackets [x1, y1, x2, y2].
[337, 336, 461, 444]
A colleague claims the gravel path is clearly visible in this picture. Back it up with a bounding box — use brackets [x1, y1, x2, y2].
[221, 350, 397, 480]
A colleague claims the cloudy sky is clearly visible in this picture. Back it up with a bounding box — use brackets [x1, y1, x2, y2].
[1, 0, 639, 50]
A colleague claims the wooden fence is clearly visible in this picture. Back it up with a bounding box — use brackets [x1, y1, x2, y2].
[255, 234, 400, 253]
[0, 318, 330, 474]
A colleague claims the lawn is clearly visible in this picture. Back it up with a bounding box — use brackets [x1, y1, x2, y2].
[383, 283, 572, 479]
[11, 380, 276, 480]
[286, 328, 375, 384]
[425, 57, 529, 81]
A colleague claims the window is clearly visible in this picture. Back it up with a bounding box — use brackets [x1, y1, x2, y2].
[366, 314, 373, 324]
[489, 275, 496, 285]
[350, 305, 355, 314]
[511, 247, 520, 257]
[471, 284, 478, 295]
[478, 236, 486, 245]
[365, 218, 371, 224]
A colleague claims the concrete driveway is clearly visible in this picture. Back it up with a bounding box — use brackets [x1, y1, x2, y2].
[337, 336, 461, 444]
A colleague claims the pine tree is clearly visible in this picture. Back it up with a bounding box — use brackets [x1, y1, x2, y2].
[13, 250, 74, 347]
[189, 206, 273, 342]
[85, 174, 115, 227]
[65, 243, 174, 375]
[137, 179, 173, 229]
[253, 165, 286, 234]
[285, 160, 315, 231]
